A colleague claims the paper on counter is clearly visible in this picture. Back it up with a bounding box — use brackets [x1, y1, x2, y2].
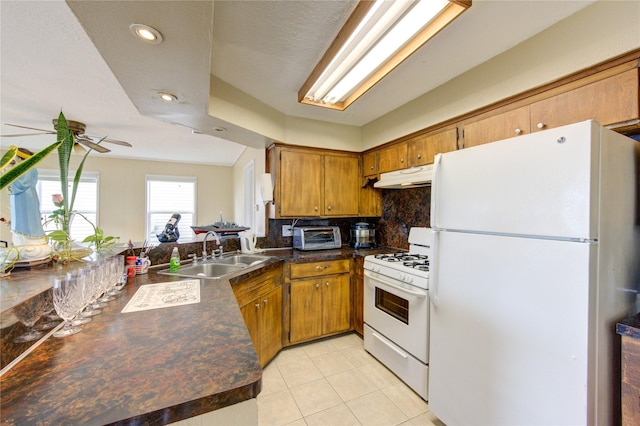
[121, 279, 200, 313]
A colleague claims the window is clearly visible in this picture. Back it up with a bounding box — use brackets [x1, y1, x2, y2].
[37, 169, 99, 241]
[146, 175, 196, 242]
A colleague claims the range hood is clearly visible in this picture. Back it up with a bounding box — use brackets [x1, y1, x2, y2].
[374, 165, 433, 189]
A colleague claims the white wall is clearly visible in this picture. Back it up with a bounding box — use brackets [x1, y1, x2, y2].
[0, 153, 234, 244]
[232, 146, 267, 236]
[209, 76, 362, 152]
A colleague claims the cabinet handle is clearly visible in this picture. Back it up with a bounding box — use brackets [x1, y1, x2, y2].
[417, 154, 421, 159]
[370, 165, 374, 170]
[314, 206, 318, 211]
[255, 303, 260, 309]
[326, 282, 329, 287]
[263, 299, 268, 304]
[515, 128, 522, 135]
[536, 122, 546, 129]
[400, 158, 404, 163]
[316, 283, 319, 289]
[316, 265, 322, 270]
[327, 205, 332, 211]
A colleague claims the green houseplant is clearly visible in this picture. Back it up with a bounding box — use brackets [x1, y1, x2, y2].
[45, 111, 119, 261]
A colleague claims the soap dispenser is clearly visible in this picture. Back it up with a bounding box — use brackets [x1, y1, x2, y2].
[170, 247, 180, 271]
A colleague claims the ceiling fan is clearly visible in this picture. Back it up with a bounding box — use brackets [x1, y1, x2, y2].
[1, 119, 133, 153]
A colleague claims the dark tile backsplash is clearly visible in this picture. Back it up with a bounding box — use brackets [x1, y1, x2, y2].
[263, 185, 431, 251]
[378, 186, 431, 249]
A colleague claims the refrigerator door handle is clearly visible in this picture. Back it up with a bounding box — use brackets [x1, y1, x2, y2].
[431, 153, 442, 228]
[431, 229, 440, 307]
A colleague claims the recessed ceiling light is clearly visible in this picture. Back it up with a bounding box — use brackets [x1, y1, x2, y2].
[158, 92, 177, 102]
[130, 23, 164, 44]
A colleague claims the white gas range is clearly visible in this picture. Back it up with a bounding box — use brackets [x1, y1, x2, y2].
[363, 227, 432, 401]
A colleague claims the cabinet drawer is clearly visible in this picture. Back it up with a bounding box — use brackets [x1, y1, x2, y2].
[232, 268, 282, 307]
[290, 259, 350, 279]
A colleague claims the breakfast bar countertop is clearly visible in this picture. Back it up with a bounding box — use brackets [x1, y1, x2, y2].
[0, 246, 392, 425]
[0, 263, 275, 425]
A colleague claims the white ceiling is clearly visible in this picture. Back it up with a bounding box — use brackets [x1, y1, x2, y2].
[0, 0, 596, 166]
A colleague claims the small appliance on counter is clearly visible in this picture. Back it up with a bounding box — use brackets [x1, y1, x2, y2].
[350, 222, 377, 248]
[293, 226, 341, 251]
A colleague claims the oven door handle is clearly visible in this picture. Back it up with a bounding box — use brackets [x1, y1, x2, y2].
[372, 331, 408, 359]
[364, 271, 427, 298]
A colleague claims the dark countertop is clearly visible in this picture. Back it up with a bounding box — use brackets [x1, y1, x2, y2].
[0, 246, 389, 425]
[617, 312, 640, 340]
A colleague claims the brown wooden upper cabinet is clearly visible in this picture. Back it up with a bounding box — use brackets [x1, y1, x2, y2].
[529, 67, 639, 133]
[362, 151, 378, 178]
[268, 145, 360, 218]
[377, 143, 407, 174]
[461, 106, 530, 149]
[461, 66, 640, 148]
[324, 154, 359, 216]
[410, 127, 458, 165]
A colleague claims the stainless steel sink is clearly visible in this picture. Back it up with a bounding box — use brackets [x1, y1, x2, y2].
[158, 254, 271, 279]
[217, 254, 271, 266]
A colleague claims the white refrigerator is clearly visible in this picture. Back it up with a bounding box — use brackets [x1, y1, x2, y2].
[428, 120, 640, 425]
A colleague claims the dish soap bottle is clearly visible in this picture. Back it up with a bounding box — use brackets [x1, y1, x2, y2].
[170, 247, 180, 271]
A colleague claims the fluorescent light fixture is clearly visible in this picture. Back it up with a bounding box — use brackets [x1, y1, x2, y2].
[299, 0, 471, 110]
[130, 23, 164, 44]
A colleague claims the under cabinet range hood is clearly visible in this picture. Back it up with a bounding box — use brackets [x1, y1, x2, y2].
[374, 165, 433, 189]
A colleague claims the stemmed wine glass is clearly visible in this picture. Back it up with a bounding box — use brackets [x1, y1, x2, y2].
[35, 289, 61, 331]
[108, 255, 126, 295]
[52, 277, 83, 338]
[12, 294, 47, 343]
[97, 260, 116, 303]
[65, 272, 92, 326]
[76, 267, 101, 317]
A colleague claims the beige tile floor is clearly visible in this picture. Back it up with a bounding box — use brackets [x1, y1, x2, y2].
[257, 333, 445, 426]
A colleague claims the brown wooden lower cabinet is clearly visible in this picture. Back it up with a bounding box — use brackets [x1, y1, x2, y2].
[232, 267, 283, 366]
[621, 335, 640, 425]
[288, 260, 352, 344]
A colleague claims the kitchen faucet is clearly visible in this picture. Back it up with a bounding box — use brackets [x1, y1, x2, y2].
[202, 231, 222, 260]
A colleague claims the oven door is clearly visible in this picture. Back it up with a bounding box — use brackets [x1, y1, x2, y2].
[364, 269, 429, 363]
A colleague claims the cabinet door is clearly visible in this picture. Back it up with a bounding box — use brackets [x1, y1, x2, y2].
[240, 301, 261, 360]
[290, 279, 323, 343]
[530, 68, 640, 132]
[462, 105, 530, 148]
[425, 128, 458, 162]
[362, 152, 378, 177]
[322, 274, 351, 335]
[260, 286, 282, 365]
[407, 135, 428, 167]
[378, 143, 407, 173]
[359, 184, 381, 217]
[279, 150, 322, 217]
[324, 155, 359, 216]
